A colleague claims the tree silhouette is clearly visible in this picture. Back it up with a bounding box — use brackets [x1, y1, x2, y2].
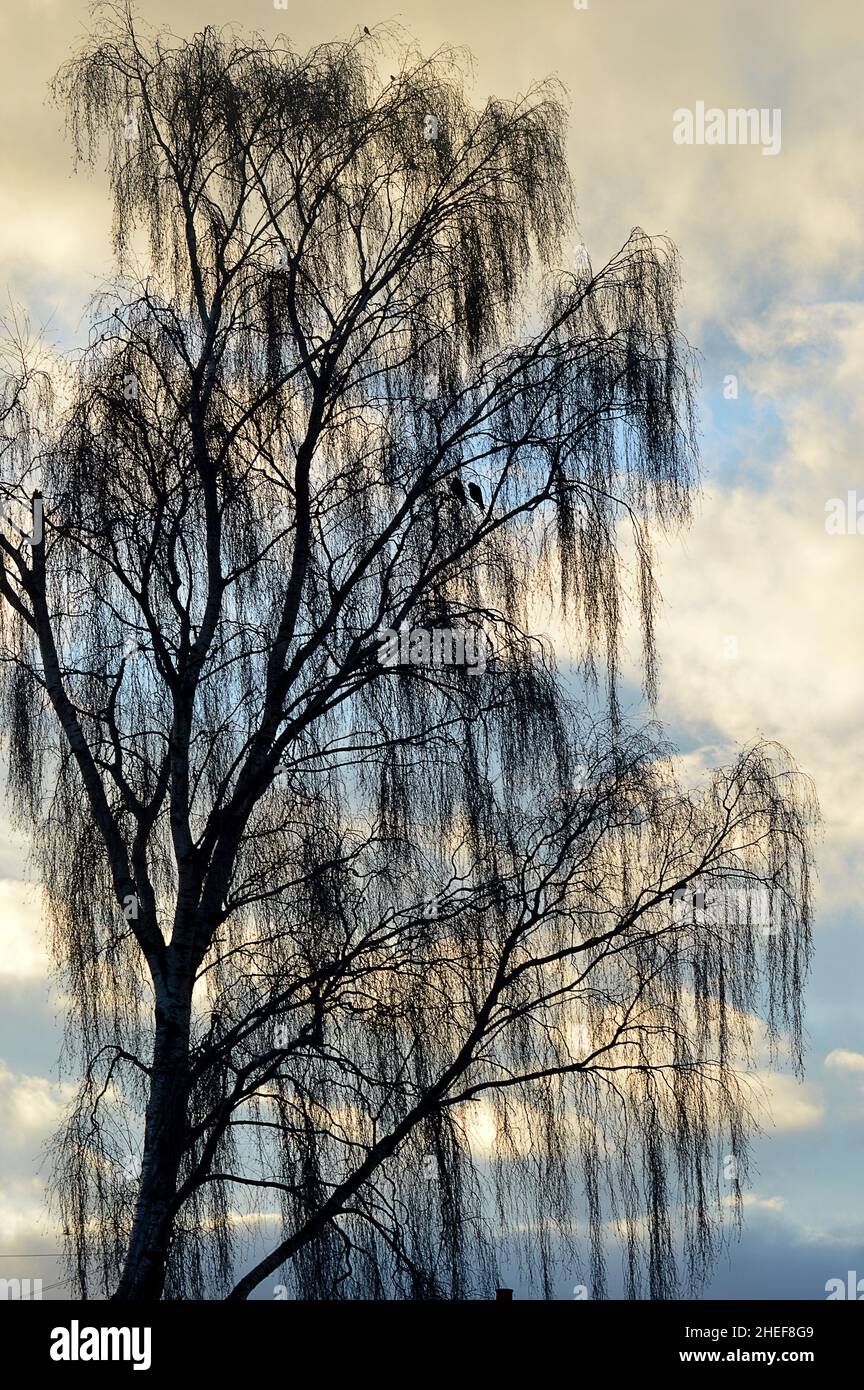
[0, 8, 814, 1301]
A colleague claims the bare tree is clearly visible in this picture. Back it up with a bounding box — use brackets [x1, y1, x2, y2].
[0, 8, 814, 1302]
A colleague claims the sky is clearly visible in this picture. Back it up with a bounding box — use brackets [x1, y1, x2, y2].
[0, 0, 861, 1301]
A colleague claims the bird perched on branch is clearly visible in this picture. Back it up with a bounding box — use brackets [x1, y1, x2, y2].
[448, 476, 467, 504]
[199, 1010, 222, 1055]
[468, 481, 484, 509]
[306, 988, 325, 1047]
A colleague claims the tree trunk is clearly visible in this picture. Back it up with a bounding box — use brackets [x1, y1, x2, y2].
[112, 992, 192, 1301]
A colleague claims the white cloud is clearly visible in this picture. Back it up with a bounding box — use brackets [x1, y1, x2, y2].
[733, 1192, 785, 1213]
[824, 1050, 864, 1073]
[0, 879, 50, 981]
[634, 300, 864, 921]
[749, 1072, 825, 1132]
[0, 1061, 72, 1154]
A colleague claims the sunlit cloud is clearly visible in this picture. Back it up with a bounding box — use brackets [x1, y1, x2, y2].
[749, 1072, 825, 1133]
[0, 880, 50, 981]
[824, 1049, 864, 1074]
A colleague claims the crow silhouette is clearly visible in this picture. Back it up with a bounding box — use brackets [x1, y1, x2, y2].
[199, 1010, 222, 1055]
[448, 477, 467, 504]
[307, 988, 325, 1047]
[467, 481, 484, 509]
[363, 26, 371, 35]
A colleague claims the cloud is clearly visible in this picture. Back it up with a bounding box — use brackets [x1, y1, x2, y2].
[740, 1193, 785, 1212]
[0, 1064, 74, 1290]
[0, 879, 50, 982]
[0, 1177, 56, 1248]
[749, 1072, 825, 1133]
[0, 1061, 72, 1153]
[634, 298, 864, 922]
[824, 1049, 864, 1073]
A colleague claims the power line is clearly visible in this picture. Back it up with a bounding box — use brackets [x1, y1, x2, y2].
[19, 1280, 69, 1298]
